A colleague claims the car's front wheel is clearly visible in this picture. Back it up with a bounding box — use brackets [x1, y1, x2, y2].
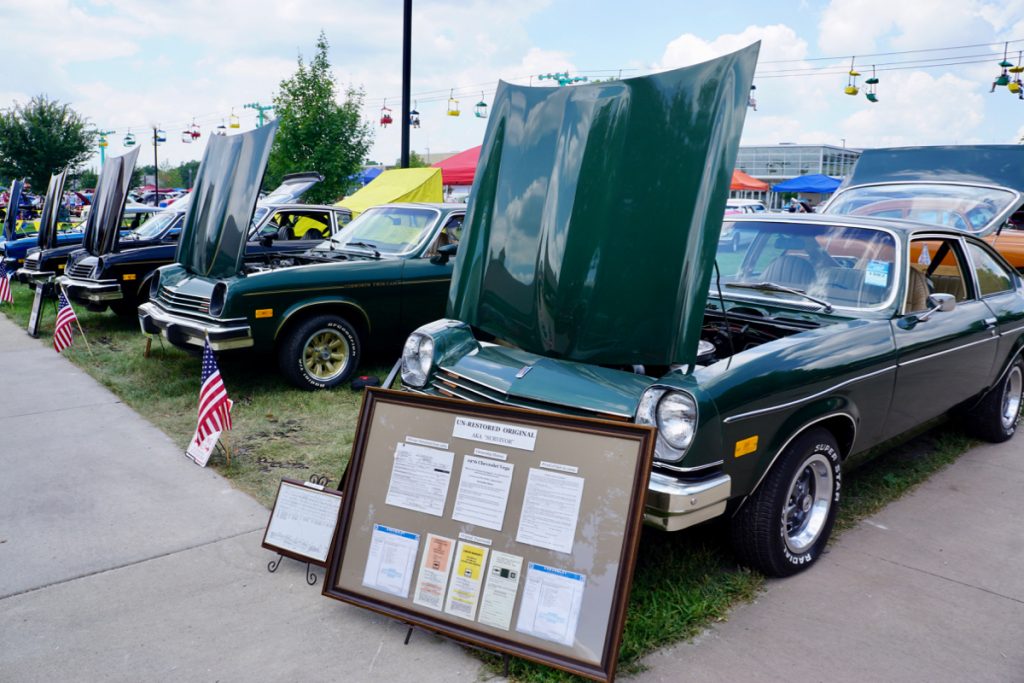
[278, 314, 361, 390]
[968, 358, 1023, 443]
[731, 428, 841, 577]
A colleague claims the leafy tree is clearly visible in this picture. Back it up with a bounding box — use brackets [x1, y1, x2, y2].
[266, 31, 373, 204]
[0, 95, 95, 190]
[407, 150, 429, 168]
[74, 166, 99, 190]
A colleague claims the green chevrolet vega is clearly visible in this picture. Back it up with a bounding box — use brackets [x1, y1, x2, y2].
[138, 123, 465, 390]
[397, 45, 1024, 576]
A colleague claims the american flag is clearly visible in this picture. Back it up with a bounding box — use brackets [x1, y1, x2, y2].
[0, 261, 12, 304]
[195, 338, 233, 445]
[53, 291, 78, 353]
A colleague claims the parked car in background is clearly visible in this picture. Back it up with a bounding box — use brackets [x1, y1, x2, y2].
[398, 46, 1024, 578]
[822, 145, 1024, 271]
[62, 174, 352, 315]
[1, 170, 76, 273]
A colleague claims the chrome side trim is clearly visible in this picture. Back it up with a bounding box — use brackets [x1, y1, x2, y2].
[653, 459, 725, 474]
[900, 335, 998, 366]
[723, 366, 895, 423]
[733, 411, 858, 516]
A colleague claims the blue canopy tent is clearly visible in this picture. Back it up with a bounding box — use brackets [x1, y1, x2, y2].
[771, 174, 841, 193]
[358, 166, 383, 186]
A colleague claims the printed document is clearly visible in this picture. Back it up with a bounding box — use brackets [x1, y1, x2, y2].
[412, 533, 455, 611]
[515, 468, 585, 554]
[444, 541, 489, 620]
[385, 442, 454, 516]
[515, 562, 586, 646]
[452, 455, 515, 531]
[477, 551, 524, 631]
[362, 524, 420, 598]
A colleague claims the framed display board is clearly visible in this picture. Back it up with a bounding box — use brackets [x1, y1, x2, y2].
[323, 388, 655, 682]
[262, 478, 344, 566]
[26, 284, 45, 338]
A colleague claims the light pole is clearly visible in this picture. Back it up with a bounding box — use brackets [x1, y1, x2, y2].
[400, 0, 412, 168]
[151, 127, 161, 206]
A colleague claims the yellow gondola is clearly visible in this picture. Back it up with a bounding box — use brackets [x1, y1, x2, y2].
[447, 89, 460, 117]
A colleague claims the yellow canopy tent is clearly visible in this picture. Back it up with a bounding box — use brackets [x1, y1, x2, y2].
[336, 167, 443, 217]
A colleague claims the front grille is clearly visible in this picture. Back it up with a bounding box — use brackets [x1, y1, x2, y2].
[427, 368, 627, 421]
[22, 253, 40, 272]
[67, 261, 94, 279]
[155, 285, 211, 315]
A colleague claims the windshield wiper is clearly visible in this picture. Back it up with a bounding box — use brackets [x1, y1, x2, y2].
[344, 241, 380, 258]
[725, 281, 834, 313]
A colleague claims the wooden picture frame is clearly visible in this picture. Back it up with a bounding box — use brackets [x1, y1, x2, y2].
[262, 478, 344, 567]
[323, 388, 655, 682]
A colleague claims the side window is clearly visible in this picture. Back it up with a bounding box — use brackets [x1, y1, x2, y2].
[905, 238, 972, 313]
[428, 214, 464, 255]
[967, 242, 1013, 296]
[273, 211, 331, 240]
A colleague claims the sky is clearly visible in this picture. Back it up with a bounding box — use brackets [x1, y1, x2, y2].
[1, 0, 1023, 171]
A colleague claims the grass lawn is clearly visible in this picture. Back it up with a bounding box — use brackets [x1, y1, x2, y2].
[0, 282, 978, 681]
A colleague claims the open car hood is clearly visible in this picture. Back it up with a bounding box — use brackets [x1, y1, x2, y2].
[2, 179, 25, 242]
[176, 122, 278, 278]
[36, 170, 70, 250]
[260, 172, 322, 205]
[81, 147, 141, 256]
[448, 44, 758, 367]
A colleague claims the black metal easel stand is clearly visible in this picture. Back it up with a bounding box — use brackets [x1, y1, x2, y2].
[266, 553, 317, 586]
[403, 625, 511, 677]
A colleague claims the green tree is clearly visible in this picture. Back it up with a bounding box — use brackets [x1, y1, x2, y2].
[266, 31, 373, 204]
[0, 95, 95, 190]
[407, 151, 429, 168]
[74, 166, 99, 190]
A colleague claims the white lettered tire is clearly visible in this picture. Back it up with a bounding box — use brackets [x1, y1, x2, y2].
[731, 427, 841, 577]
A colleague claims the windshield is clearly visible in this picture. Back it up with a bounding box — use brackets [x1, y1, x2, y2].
[130, 210, 181, 239]
[715, 221, 899, 310]
[329, 205, 438, 255]
[824, 183, 1017, 235]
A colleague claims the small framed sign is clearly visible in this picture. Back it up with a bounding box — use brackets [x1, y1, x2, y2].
[26, 284, 45, 338]
[324, 389, 655, 683]
[262, 478, 344, 566]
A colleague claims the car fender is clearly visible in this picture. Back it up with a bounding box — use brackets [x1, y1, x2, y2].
[729, 401, 859, 514]
[273, 296, 373, 342]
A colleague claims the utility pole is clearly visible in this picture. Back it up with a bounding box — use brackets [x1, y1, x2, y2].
[96, 129, 115, 166]
[152, 127, 160, 206]
[244, 102, 274, 127]
[400, 0, 412, 168]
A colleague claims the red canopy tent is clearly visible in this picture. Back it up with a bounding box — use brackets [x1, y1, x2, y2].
[433, 146, 481, 186]
[730, 169, 768, 191]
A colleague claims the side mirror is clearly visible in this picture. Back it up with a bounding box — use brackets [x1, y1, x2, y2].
[918, 293, 956, 322]
[430, 242, 458, 265]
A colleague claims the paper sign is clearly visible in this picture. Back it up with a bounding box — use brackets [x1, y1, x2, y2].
[412, 534, 455, 611]
[26, 285, 44, 337]
[515, 563, 586, 646]
[185, 428, 220, 467]
[516, 468, 585, 554]
[453, 416, 537, 451]
[362, 524, 420, 598]
[264, 482, 343, 563]
[444, 541, 489, 620]
[452, 455, 514, 531]
[385, 443, 454, 516]
[865, 260, 890, 287]
[477, 551, 524, 631]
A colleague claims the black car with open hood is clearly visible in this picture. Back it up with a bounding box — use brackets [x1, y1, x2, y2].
[18, 148, 140, 286]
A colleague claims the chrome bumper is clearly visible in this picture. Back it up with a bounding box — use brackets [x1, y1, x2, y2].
[16, 268, 55, 285]
[59, 275, 122, 302]
[138, 302, 253, 351]
[644, 471, 731, 532]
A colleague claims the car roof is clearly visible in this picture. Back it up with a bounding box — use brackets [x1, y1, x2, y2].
[729, 212, 977, 239]
[376, 202, 467, 211]
[264, 203, 352, 212]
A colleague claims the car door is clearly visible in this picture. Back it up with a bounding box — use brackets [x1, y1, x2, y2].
[964, 239, 1024, 377]
[400, 212, 464, 331]
[884, 235, 1000, 439]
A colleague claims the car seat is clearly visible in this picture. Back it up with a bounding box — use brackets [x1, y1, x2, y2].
[762, 254, 815, 289]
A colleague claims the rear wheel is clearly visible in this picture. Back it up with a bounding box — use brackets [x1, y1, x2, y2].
[968, 358, 1023, 443]
[277, 314, 360, 390]
[731, 428, 841, 577]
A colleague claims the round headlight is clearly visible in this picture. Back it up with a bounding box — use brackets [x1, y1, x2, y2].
[656, 392, 698, 450]
[209, 283, 227, 317]
[400, 333, 435, 387]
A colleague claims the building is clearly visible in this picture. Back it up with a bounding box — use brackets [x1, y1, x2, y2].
[733, 143, 862, 208]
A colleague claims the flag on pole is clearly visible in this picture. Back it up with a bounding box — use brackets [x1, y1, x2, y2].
[53, 291, 78, 353]
[195, 338, 233, 446]
[0, 261, 13, 304]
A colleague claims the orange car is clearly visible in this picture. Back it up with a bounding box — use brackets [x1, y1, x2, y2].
[822, 145, 1024, 271]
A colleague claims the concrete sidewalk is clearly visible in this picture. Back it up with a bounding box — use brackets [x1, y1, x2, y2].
[2, 311, 1022, 682]
[0, 316, 478, 681]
